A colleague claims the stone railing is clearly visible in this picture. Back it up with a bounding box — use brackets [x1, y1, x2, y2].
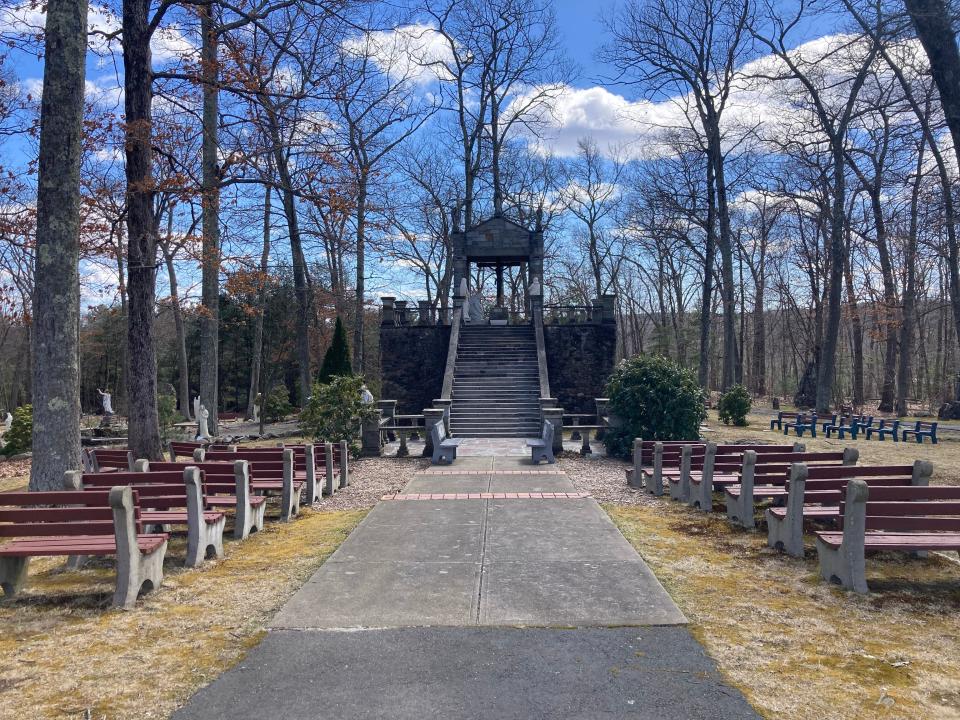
[543, 295, 616, 325]
[381, 297, 453, 326]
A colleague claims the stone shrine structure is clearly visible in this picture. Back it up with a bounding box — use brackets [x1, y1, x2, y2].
[380, 209, 616, 439]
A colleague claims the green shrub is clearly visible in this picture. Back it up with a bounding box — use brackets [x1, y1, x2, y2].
[300, 375, 378, 454]
[318, 316, 353, 383]
[604, 355, 706, 459]
[263, 385, 294, 423]
[1, 405, 32, 457]
[718, 384, 751, 426]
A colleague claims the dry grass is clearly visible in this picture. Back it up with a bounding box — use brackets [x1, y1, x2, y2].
[0, 500, 365, 720]
[707, 411, 960, 486]
[605, 431, 960, 719]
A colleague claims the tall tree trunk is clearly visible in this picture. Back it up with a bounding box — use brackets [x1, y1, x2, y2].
[698, 159, 717, 388]
[160, 234, 191, 420]
[29, 0, 87, 491]
[897, 143, 925, 416]
[816, 148, 848, 412]
[268, 121, 311, 403]
[709, 124, 736, 391]
[843, 243, 864, 407]
[123, 0, 163, 460]
[868, 189, 898, 412]
[352, 176, 367, 373]
[199, 2, 221, 433]
[247, 186, 271, 419]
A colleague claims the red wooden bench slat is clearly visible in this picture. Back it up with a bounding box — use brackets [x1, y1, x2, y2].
[817, 531, 960, 550]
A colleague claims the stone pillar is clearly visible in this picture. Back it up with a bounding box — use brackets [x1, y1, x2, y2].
[434, 398, 452, 419]
[543, 406, 564, 454]
[361, 410, 383, 456]
[600, 294, 616, 323]
[496, 264, 504, 307]
[381, 297, 396, 326]
[423, 408, 445, 457]
[418, 300, 432, 326]
[595, 398, 609, 440]
[377, 400, 396, 442]
[394, 300, 409, 325]
[591, 299, 603, 324]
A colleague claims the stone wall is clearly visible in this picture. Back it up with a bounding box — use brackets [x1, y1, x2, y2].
[544, 324, 617, 412]
[379, 325, 450, 414]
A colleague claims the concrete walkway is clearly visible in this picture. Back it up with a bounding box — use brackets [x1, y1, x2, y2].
[174, 450, 759, 719]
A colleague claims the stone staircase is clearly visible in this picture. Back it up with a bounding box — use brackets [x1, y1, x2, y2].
[449, 324, 543, 438]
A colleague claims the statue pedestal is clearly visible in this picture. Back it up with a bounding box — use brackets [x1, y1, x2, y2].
[489, 305, 508, 326]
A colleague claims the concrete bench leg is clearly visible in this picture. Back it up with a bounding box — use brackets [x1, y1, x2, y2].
[725, 450, 757, 529]
[234, 461, 265, 540]
[339, 441, 350, 488]
[689, 442, 716, 511]
[111, 486, 167, 609]
[766, 464, 808, 556]
[816, 480, 869, 593]
[324, 443, 335, 496]
[646, 443, 664, 496]
[280, 449, 300, 522]
[303, 445, 319, 504]
[669, 445, 691, 502]
[0, 556, 29, 596]
[184, 467, 225, 567]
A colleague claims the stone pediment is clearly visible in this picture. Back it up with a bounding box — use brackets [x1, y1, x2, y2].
[463, 215, 531, 242]
[460, 215, 537, 264]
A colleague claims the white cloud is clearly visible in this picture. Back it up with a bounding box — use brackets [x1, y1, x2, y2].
[343, 23, 454, 86]
[0, 3, 195, 64]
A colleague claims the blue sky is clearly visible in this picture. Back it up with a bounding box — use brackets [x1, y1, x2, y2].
[552, 0, 619, 87]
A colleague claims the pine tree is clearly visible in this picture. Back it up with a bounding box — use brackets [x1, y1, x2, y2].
[318, 317, 353, 383]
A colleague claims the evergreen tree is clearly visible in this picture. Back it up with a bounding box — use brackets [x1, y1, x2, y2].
[318, 317, 353, 383]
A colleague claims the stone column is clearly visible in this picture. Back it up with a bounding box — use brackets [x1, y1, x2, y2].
[418, 300, 432, 326]
[434, 399, 452, 424]
[377, 400, 397, 442]
[381, 297, 396, 326]
[496, 264, 504, 307]
[543, 407, 564, 454]
[600, 294, 616, 323]
[394, 300, 409, 325]
[423, 408, 445, 457]
[595, 398, 609, 440]
[361, 409, 383, 456]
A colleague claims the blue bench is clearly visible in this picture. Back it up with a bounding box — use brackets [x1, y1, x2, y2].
[783, 413, 817, 437]
[865, 418, 899, 441]
[824, 415, 861, 439]
[770, 411, 800, 431]
[902, 420, 938, 444]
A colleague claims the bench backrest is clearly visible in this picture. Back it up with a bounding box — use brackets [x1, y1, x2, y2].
[68, 468, 205, 510]
[910, 421, 938, 431]
[201, 450, 292, 477]
[543, 420, 555, 446]
[88, 449, 134, 472]
[137, 460, 241, 496]
[0, 489, 143, 536]
[202, 447, 310, 472]
[840, 481, 960, 532]
[282, 443, 345, 464]
[432, 421, 448, 444]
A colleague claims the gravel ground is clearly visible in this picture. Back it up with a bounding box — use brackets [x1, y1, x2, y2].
[312, 455, 432, 510]
[556, 451, 655, 506]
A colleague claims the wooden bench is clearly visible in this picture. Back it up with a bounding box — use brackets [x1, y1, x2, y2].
[282, 441, 350, 495]
[0, 487, 167, 608]
[167, 440, 233, 461]
[865, 418, 899, 441]
[199, 449, 302, 521]
[671, 444, 801, 505]
[902, 420, 938, 444]
[766, 461, 932, 557]
[816, 481, 960, 592]
[823, 414, 863, 440]
[204, 445, 321, 504]
[84, 448, 134, 473]
[770, 411, 800, 431]
[783, 412, 818, 437]
[137, 459, 268, 539]
[722, 449, 859, 528]
[431, 422, 462, 465]
[67, 467, 226, 566]
[527, 421, 556, 464]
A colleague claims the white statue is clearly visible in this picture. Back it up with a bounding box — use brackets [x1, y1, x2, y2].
[3, 412, 11, 432]
[97, 388, 114, 416]
[252, 394, 261, 423]
[360, 384, 374, 404]
[467, 291, 484, 323]
[196, 405, 211, 441]
[459, 277, 468, 297]
[529, 276, 541, 297]
[193, 396, 202, 424]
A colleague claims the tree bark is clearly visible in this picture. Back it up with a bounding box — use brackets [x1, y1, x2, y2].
[843, 239, 864, 407]
[123, 0, 163, 460]
[247, 186, 271, 419]
[352, 175, 367, 373]
[199, 2, 221, 434]
[897, 142, 925, 416]
[160, 215, 191, 421]
[698, 158, 717, 388]
[30, 0, 88, 491]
